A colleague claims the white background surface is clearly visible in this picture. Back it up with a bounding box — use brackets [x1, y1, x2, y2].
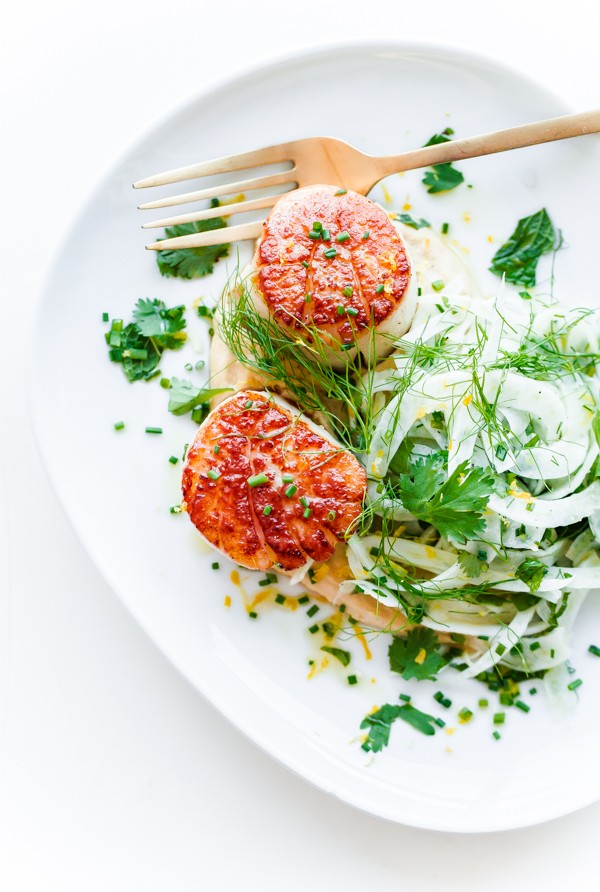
[2, 1, 599, 888]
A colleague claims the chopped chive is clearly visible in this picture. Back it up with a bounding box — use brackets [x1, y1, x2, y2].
[282, 473, 294, 484]
[346, 307, 358, 317]
[244, 399, 253, 409]
[526, 502, 534, 512]
[145, 427, 163, 435]
[213, 445, 220, 454]
[493, 712, 505, 725]
[322, 622, 336, 638]
[327, 510, 337, 521]
[499, 692, 513, 706]
[304, 294, 312, 302]
[324, 248, 337, 259]
[207, 469, 220, 481]
[341, 343, 353, 351]
[182, 443, 189, 461]
[297, 595, 310, 605]
[284, 484, 298, 498]
[441, 222, 449, 235]
[312, 221, 323, 232]
[303, 508, 312, 519]
[168, 455, 178, 465]
[113, 421, 125, 431]
[334, 188, 347, 196]
[211, 562, 220, 570]
[477, 635, 490, 641]
[336, 305, 345, 316]
[247, 472, 269, 487]
[568, 678, 583, 691]
[308, 624, 319, 634]
[515, 700, 530, 713]
[434, 717, 446, 728]
[306, 605, 319, 618]
[191, 406, 206, 424]
[308, 229, 321, 239]
[431, 279, 445, 292]
[184, 362, 193, 371]
[299, 496, 310, 508]
[102, 311, 109, 322]
[589, 644, 600, 657]
[375, 283, 384, 293]
[339, 604, 346, 613]
[550, 649, 555, 658]
[529, 641, 541, 651]
[417, 286, 422, 296]
[342, 286, 353, 297]
[248, 611, 258, 619]
[169, 505, 182, 514]
[495, 644, 506, 656]
[492, 731, 501, 740]
[262, 505, 273, 516]
[275, 594, 286, 605]
[495, 444, 508, 461]
[336, 231, 350, 242]
[399, 693, 411, 702]
[321, 228, 331, 241]
[362, 230, 370, 239]
[529, 687, 537, 695]
[302, 260, 310, 268]
[195, 360, 205, 370]
[478, 699, 488, 708]
[458, 708, 473, 723]
[258, 577, 271, 587]
[347, 675, 358, 685]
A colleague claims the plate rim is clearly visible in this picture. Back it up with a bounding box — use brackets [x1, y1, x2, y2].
[28, 39, 600, 833]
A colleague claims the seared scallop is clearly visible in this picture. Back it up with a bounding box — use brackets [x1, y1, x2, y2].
[182, 390, 367, 572]
[247, 184, 417, 364]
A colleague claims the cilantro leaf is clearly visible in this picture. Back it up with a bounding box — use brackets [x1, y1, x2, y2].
[394, 453, 494, 544]
[320, 645, 351, 667]
[458, 550, 487, 578]
[395, 213, 431, 230]
[167, 377, 232, 416]
[515, 557, 548, 593]
[105, 321, 162, 382]
[105, 299, 187, 382]
[422, 163, 464, 194]
[360, 703, 438, 752]
[156, 201, 229, 279]
[421, 129, 464, 194]
[490, 209, 556, 287]
[388, 626, 447, 681]
[132, 298, 187, 349]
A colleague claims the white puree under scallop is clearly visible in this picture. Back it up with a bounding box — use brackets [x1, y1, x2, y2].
[210, 219, 477, 401]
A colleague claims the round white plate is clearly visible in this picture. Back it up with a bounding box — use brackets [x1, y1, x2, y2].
[29, 42, 600, 832]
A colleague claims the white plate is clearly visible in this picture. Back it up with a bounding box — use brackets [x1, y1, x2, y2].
[29, 42, 600, 832]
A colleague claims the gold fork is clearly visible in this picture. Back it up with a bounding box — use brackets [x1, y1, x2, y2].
[134, 109, 600, 252]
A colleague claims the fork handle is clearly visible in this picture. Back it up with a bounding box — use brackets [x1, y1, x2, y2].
[374, 109, 600, 180]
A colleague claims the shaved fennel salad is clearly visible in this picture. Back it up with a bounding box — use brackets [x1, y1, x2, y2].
[351, 283, 600, 678]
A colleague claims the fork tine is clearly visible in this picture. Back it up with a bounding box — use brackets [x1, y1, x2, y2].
[146, 220, 264, 251]
[137, 170, 296, 210]
[133, 143, 295, 189]
[142, 193, 286, 230]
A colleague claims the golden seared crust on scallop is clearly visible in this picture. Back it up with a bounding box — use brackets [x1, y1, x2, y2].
[181, 390, 367, 572]
[253, 185, 415, 352]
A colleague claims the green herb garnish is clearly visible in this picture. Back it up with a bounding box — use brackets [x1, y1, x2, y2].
[489, 209, 557, 287]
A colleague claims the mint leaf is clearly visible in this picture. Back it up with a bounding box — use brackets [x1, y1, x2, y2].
[422, 163, 464, 194]
[421, 129, 464, 194]
[490, 209, 556, 287]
